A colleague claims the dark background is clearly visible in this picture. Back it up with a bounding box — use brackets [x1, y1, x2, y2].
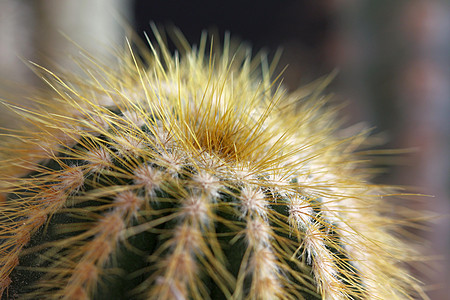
[133, 1, 335, 88]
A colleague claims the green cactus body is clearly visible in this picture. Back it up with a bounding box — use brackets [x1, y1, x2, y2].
[0, 30, 423, 299]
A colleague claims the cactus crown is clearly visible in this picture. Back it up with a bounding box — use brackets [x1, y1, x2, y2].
[0, 29, 423, 299]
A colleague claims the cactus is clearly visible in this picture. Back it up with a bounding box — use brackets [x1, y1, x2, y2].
[0, 29, 424, 300]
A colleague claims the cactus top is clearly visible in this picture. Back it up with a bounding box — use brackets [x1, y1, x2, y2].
[0, 29, 424, 300]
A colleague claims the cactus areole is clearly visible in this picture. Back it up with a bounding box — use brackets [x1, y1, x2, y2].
[0, 28, 423, 300]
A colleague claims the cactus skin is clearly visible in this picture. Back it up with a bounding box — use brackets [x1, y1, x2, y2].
[0, 30, 424, 300]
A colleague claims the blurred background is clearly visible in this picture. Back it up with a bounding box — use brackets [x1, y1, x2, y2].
[1, 1, 449, 298]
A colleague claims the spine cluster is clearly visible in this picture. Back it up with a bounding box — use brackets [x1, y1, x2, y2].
[0, 30, 423, 300]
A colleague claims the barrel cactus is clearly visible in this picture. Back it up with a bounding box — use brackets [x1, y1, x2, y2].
[0, 29, 424, 300]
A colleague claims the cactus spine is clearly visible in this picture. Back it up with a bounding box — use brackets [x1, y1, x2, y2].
[0, 30, 423, 299]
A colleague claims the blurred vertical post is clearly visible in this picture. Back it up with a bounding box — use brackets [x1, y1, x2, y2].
[0, 0, 132, 128]
[333, 1, 450, 299]
[396, 1, 450, 299]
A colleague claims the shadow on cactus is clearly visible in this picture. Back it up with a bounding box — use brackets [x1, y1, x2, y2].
[0, 27, 425, 299]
